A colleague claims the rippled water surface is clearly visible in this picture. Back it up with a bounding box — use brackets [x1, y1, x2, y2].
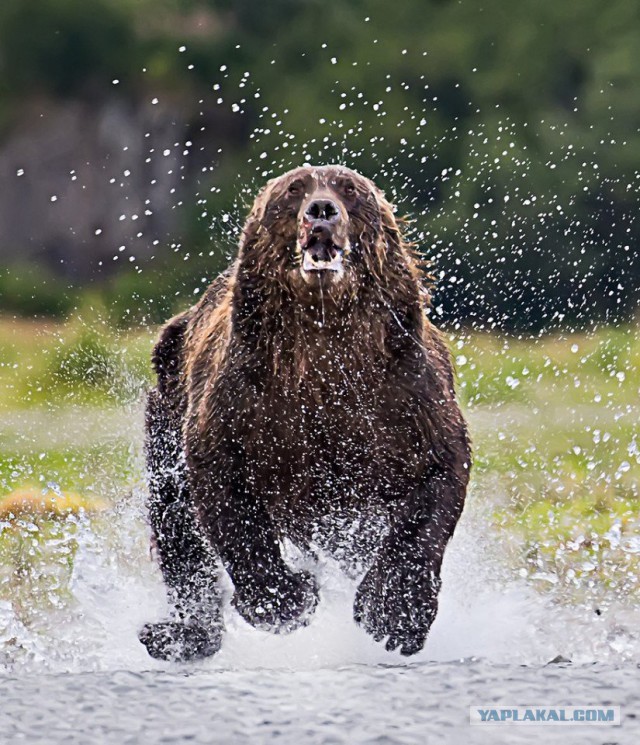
[2, 661, 638, 745]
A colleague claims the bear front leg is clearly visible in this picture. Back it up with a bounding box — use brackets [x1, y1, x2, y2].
[140, 390, 224, 662]
[354, 463, 469, 656]
[193, 474, 318, 634]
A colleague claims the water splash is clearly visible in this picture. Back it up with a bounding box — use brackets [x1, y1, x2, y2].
[2, 477, 638, 675]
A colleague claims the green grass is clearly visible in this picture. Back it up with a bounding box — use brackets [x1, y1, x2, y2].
[452, 325, 640, 606]
[0, 315, 155, 409]
[0, 443, 141, 496]
[0, 316, 639, 622]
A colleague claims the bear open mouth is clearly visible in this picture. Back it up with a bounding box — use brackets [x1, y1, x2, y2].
[302, 252, 343, 273]
[299, 233, 344, 273]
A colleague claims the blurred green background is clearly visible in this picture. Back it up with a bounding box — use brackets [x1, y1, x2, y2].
[0, 0, 639, 329]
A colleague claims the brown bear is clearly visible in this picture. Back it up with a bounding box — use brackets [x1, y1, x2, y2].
[139, 165, 471, 662]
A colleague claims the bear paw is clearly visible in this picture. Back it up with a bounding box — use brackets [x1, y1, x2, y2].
[353, 557, 440, 656]
[139, 619, 222, 662]
[233, 569, 318, 633]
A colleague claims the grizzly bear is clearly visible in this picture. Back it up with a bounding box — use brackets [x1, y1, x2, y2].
[139, 165, 471, 661]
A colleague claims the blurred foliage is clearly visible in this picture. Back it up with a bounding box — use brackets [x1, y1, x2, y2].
[0, 316, 154, 411]
[99, 247, 229, 327]
[1, 0, 640, 328]
[0, 0, 136, 98]
[46, 325, 118, 389]
[0, 264, 78, 318]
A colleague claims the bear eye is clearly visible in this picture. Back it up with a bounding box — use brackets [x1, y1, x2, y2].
[288, 181, 303, 196]
[344, 181, 356, 197]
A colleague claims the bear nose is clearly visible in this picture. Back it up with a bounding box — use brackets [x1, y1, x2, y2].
[304, 199, 340, 223]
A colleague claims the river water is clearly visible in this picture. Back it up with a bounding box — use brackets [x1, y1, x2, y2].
[1, 661, 637, 744]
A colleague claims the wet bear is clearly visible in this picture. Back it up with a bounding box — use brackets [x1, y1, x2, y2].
[139, 165, 471, 661]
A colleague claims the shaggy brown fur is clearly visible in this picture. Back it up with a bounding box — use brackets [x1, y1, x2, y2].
[139, 165, 471, 661]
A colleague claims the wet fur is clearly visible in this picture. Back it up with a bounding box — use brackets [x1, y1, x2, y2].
[140, 166, 471, 661]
